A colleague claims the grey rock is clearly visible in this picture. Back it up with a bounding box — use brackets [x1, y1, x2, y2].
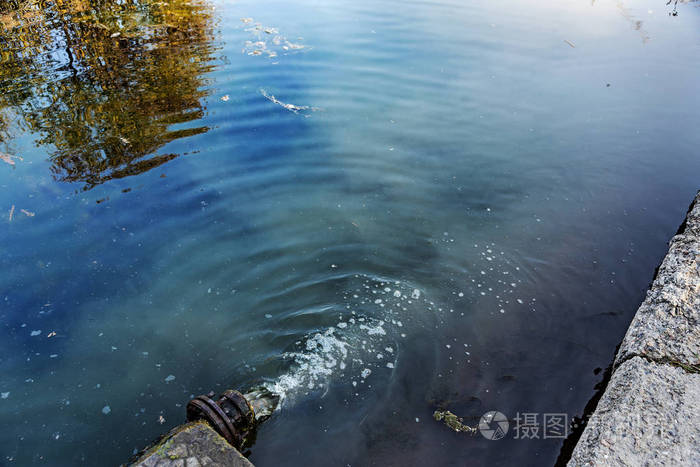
[569, 356, 700, 467]
[132, 421, 254, 467]
[616, 191, 700, 367]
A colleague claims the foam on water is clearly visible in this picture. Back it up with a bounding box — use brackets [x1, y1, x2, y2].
[262, 237, 537, 407]
[264, 275, 434, 405]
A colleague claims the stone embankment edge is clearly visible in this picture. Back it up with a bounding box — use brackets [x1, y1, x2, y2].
[568, 191, 700, 467]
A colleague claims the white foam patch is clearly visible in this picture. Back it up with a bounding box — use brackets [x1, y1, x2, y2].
[265, 328, 348, 401]
[263, 276, 432, 407]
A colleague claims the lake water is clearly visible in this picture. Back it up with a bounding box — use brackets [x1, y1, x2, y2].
[0, 0, 699, 465]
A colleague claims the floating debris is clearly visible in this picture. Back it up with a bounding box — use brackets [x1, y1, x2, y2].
[284, 41, 305, 50]
[433, 410, 477, 434]
[564, 39, 576, 48]
[30, 330, 41, 337]
[241, 18, 307, 59]
[164, 374, 176, 382]
[1, 392, 9, 399]
[0, 154, 22, 166]
[8, 205, 14, 222]
[102, 405, 111, 415]
[158, 415, 165, 424]
[20, 209, 35, 217]
[220, 95, 229, 102]
[259, 89, 321, 115]
[47, 331, 56, 338]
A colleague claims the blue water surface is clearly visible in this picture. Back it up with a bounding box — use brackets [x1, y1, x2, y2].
[0, 0, 699, 465]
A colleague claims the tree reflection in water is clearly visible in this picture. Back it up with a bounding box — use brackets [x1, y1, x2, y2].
[0, 0, 218, 189]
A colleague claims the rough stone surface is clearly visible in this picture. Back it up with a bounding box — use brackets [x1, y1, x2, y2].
[616, 191, 700, 367]
[132, 421, 254, 467]
[569, 191, 700, 466]
[568, 356, 700, 467]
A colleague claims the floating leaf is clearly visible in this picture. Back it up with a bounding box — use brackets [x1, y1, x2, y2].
[0, 154, 22, 166]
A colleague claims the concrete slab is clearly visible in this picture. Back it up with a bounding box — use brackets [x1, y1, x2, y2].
[132, 421, 254, 467]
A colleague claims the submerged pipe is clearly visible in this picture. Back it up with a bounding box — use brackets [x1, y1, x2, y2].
[186, 387, 280, 450]
[130, 386, 279, 466]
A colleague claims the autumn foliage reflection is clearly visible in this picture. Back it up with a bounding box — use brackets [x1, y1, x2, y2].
[0, 0, 218, 188]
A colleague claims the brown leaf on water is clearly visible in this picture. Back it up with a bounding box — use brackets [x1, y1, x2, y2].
[0, 154, 22, 166]
[21, 209, 35, 217]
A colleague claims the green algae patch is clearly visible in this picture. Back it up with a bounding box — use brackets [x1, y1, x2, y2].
[433, 410, 477, 435]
